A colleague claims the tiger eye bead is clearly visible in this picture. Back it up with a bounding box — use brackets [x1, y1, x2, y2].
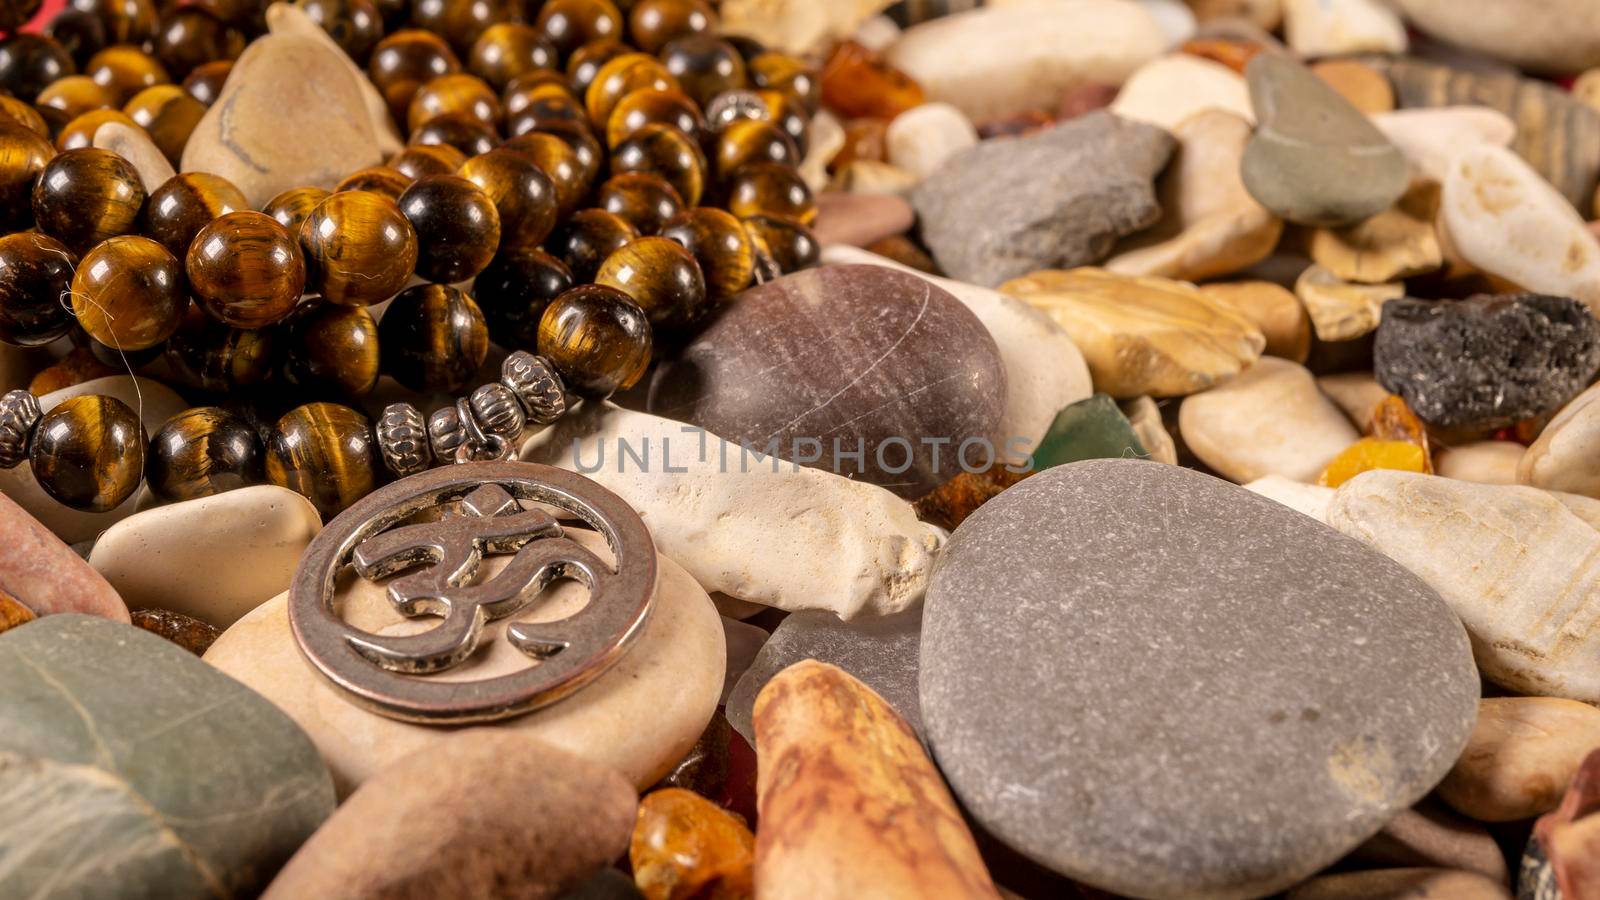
[397, 173, 501, 282]
[536, 0, 623, 60]
[564, 38, 625, 98]
[594, 235, 706, 329]
[389, 143, 466, 179]
[627, 0, 714, 55]
[457, 148, 558, 249]
[469, 23, 557, 93]
[146, 405, 263, 502]
[714, 117, 797, 179]
[537, 283, 650, 397]
[265, 401, 379, 518]
[261, 185, 331, 234]
[45, 8, 108, 70]
[658, 206, 753, 301]
[154, 9, 245, 79]
[86, 45, 170, 102]
[0, 124, 54, 230]
[597, 171, 682, 235]
[503, 83, 588, 137]
[0, 34, 75, 102]
[659, 35, 744, 109]
[407, 72, 501, 132]
[547, 206, 636, 281]
[369, 29, 461, 125]
[0, 232, 76, 347]
[0, 0, 43, 30]
[299, 189, 418, 306]
[409, 111, 497, 157]
[123, 84, 206, 165]
[378, 283, 488, 391]
[585, 52, 676, 129]
[754, 87, 808, 155]
[724, 161, 815, 224]
[0, 96, 49, 138]
[31, 394, 145, 512]
[284, 301, 380, 396]
[473, 244, 572, 348]
[74, 0, 160, 46]
[533, 118, 604, 186]
[410, 0, 513, 56]
[187, 210, 306, 328]
[72, 235, 187, 351]
[611, 122, 705, 207]
[35, 74, 118, 121]
[164, 305, 277, 391]
[143, 172, 247, 257]
[334, 165, 413, 202]
[500, 131, 587, 215]
[182, 59, 232, 106]
[54, 108, 138, 151]
[31, 147, 145, 252]
[295, 0, 382, 64]
[744, 213, 818, 276]
[748, 51, 818, 113]
[605, 87, 704, 148]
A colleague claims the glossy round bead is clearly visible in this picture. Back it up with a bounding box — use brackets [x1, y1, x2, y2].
[499, 131, 587, 215]
[182, 59, 232, 106]
[30, 393, 146, 511]
[35, 74, 118, 121]
[409, 111, 498, 157]
[532, 118, 603, 188]
[499, 350, 566, 424]
[0, 96, 49, 137]
[0, 0, 43, 30]
[0, 123, 54, 230]
[73, 0, 160, 46]
[31, 147, 145, 252]
[261, 185, 331, 234]
[410, 0, 513, 56]
[536, 0, 623, 59]
[503, 84, 588, 138]
[145, 405, 263, 502]
[122, 84, 206, 164]
[468, 23, 557, 92]
[71, 235, 187, 351]
[473, 244, 572, 348]
[407, 72, 501, 132]
[0, 34, 75, 102]
[378, 283, 488, 392]
[658, 206, 753, 301]
[564, 38, 625, 98]
[265, 401, 379, 518]
[368, 29, 461, 123]
[143, 172, 247, 257]
[187, 210, 306, 329]
[547, 206, 636, 282]
[744, 213, 819, 276]
[659, 35, 745, 109]
[627, 0, 714, 55]
[605, 86, 704, 148]
[54, 109, 139, 152]
[284, 301, 380, 396]
[86, 44, 170, 102]
[388, 143, 466, 179]
[714, 117, 797, 179]
[748, 51, 818, 113]
[299, 190, 418, 306]
[44, 7, 108, 69]
[537, 284, 650, 397]
[334, 165, 413, 202]
[594, 235, 705, 329]
[154, 9, 245, 79]
[295, 0, 382, 64]
[611, 122, 705, 207]
[503, 68, 571, 99]
[0, 232, 76, 347]
[596, 171, 682, 235]
[163, 305, 277, 391]
[724, 161, 815, 224]
[584, 52, 676, 129]
[397, 173, 501, 282]
[457, 148, 557, 249]
[755, 87, 808, 155]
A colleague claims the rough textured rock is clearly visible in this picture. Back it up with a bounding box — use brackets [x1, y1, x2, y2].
[1328, 472, 1600, 702]
[263, 731, 634, 900]
[1438, 441, 1526, 485]
[92, 121, 174, 194]
[1520, 383, 1600, 498]
[1200, 280, 1311, 363]
[0, 614, 335, 898]
[1287, 869, 1511, 899]
[1347, 801, 1510, 885]
[1283, 0, 1406, 57]
[1179, 357, 1360, 482]
[909, 112, 1175, 287]
[1392, 0, 1600, 76]
[1371, 107, 1516, 186]
[1295, 264, 1404, 343]
[1437, 697, 1600, 823]
[649, 266, 1006, 497]
[1309, 182, 1443, 285]
[754, 661, 999, 900]
[1001, 267, 1263, 399]
[1108, 54, 1255, 130]
[0, 491, 129, 622]
[1373, 294, 1600, 431]
[921, 461, 1478, 899]
[885, 101, 977, 181]
[1242, 54, 1409, 226]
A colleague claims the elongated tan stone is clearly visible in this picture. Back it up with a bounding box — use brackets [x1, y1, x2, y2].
[1328, 472, 1600, 702]
[1294, 264, 1404, 343]
[1318, 372, 1389, 431]
[1519, 382, 1600, 499]
[1309, 182, 1443, 284]
[1438, 697, 1600, 823]
[1002, 267, 1264, 398]
[1179, 357, 1360, 483]
[1438, 441, 1525, 485]
[1201, 280, 1310, 363]
[92, 121, 174, 194]
[753, 661, 999, 900]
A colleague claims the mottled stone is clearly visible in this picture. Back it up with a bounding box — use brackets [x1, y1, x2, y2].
[1108, 54, 1255, 130]
[1295, 264, 1404, 343]
[131, 608, 221, 655]
[264, 731, 635, 900]
[649, 265, 1006, 497]
[1179, 357, 1360, 482]
[921, 461, 1478, 898]
[1287, 869, 1510, 900]
[1201, 280, 1311, 363]
[1309, 182, 1443, 285]
[1438, 697, 1600, 823]
[92, 121, 174, 194]
[0, 490, 129, 622]
[909, 112, 1175, 287]
[0, 614, 335, 898]
[1373, 294, 1600, 431]
[0, 594, 33, 634]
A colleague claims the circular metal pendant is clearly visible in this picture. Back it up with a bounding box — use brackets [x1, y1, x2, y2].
[288, 461, 657, 724]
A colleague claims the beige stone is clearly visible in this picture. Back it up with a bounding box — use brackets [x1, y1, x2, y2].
[1002, 267, 1264, 399]
[1106, 110, 1282, 282]
[721, 0, 893, 55]
[1294, 264, 1404, 343]
[1287, 868, 1511, 900]
[1120, 396, 1177, 465]
[263, 3, 400, 156]
[1348, 801, 1509, 885]
[1309, 182, 1443, 284]
[1438, 441, 1526, 485]
[1391, 0, 1600, 76]
[1244, 475, 1335, 522]
[92, 121, 174, 194]
[1312, 59, 1394, 114]
[1328, 472, 1600, 702]
[753, 661, 1000, 900]
[1109, 54, 1255, 130]
[204, 532, 725, 796]
[1201, 280, 1310, 363]
[1519, 382, 1600, 499]
[1372, 107, 1517, 187]
[1184, 0, 1282, 30]
[800, 109, 844, 194]
[1179, 357, 1360, 483]
[1317, 372, 1389, 432]
[1438, 697, 1600, 823]
[886, 102, 977, 182]
[1283, 0, 1406, 57]
[88, 485, 320, 629]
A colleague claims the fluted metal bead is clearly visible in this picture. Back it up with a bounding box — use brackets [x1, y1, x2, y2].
[376, 402, 432, 477]
[0, 390, 42, 469]
[706, 89, 771, 132]
[499, 351, 567, 426]
[469, 382, 525, 441]
[427, 404, 467, 461]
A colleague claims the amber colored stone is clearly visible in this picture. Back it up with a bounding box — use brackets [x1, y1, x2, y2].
[265, 401, 379, 518]
[397, 173, 502, 282]
[914, 466, 1030, 530]
[1316, 438, 1429, 488]
[1370, 393, 1433, 473]
[182, 59, 233, 106]
[659, 34, 745, 109]
[154, 8, 245, 79]
[458, 148, 559, 248]
[389, 143, 467, 179]
[30, 393, 146, 512]
[28, 346, 118, 394]
[34, 74, 118, 121]
[819, 41, 924, 121]
[828, 117, 887, 174]
[547, 206, 638, 281]
[611, 122, 705, 207]
[468, 22, 556, 92]
[131, 608, 221, 655]
[598, 171, 683, 235]
[409, 110, 498, 157]
[536, 0, 624, 59]
[186, 210, 306, 329]
[262, 185, 332, 235]
[627, 0, 714, 56]
[378, 283, 488, 392]
[658, 206, 753, 301]
[724, 162, 814, 225]
[0, 591, 35, 636]
[537, 283, 651, 397]
[85, 44, 170, 103]
[71, 235, 188, 351]
[408, 71, 502, 132]
[630, 787, 754, 900]
[585, 52, 677, 130]
[30, 146, 145, 252]
[500, 131, 588, 215]
[1180, 37, 1266, 75]
[713, 118, 797, 181]
[334, 165, 413, 202]
[142, 171, 248, 257]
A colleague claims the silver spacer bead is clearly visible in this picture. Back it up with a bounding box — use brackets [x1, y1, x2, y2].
[376, 402, 432, 478]
[706, 89, 770, 132]
[427, 404, 467, 461]
[469, 382, 525, 441]
[0, 390, 42, 469]
[499, 351, 566, 426]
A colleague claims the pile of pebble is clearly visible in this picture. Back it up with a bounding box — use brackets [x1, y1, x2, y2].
[5, 0, 1600, 898]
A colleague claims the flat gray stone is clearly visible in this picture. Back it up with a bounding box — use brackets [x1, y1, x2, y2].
[0, 614, 335, 899]
[920, 460, 1479, 900]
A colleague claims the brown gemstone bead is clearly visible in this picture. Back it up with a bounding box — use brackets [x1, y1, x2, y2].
[54, 108, 139, 152]
[605, 86, 704, 148]
[597, 171, 682, 235]
[143, 171, 247, 257]
[584, 52, 676, 129]
[145, 405, 263, 502]
[500, 131, 587, 215]
[44, 8, 107, 70]
[388, 143, 466, 179]
[31, 147, 145, 252]
[753, 87, 808, 155]
[265, 401, 379, 518]
[409, 110, 498, 157]
[31, 393, 146, 512]
[713, 117, 798, 180]
[0, 33, 75, 102]
[724, 162, 814, 225]
[547, 206, 636, 282]
[744, 213, 819, 276]
[86, 44, 170, 103]
[627, 0, 713, 55]
[0, 0, 42, 30]
[74, 0, 160, 46]
[35, 74, 118, 121]
[564, 38, 626, 98]
[181, 59, 232, 106]
[503, 68, 571, 103]
[472, 244, 572, 349]
[503, 83, 588, 136]
[748, 51, 818, 113]
[659, 35, 744, 110]
[537, 283, 650, 397]
[299, 189, 418, 306]
[71, 235, 187, 351]
[261, 185, 331, 234]
[0, 124, 55, 230]
[163, 305, 277, 391]
[819, 40, 923, 120]
[0, 96, 49, 137]
[378, 283, 488, 392]
[0, 232, 76, 347]
[397, 173, 501, 282]
[611, 122, 705, 207]
[630, 788, 755, 900]
[295, 0, 382, 64]
[154, 9, 244, 79]
[658, 206, 753, 301]
[468, 22, 557, 92]
[533, 117, 604, 185]
[594, 235, 706, 328]
[407, 72, 501, 132]
[284, 300, 380, 396]
[187, 210, 306, 329]
[334, 165, 413, 202]
[123, 84, 205, 165]
[411, 0, 514, 57]
[369, 29, 461, 125]
[536, 0, 623, 60]
[457, 147, 558, 248]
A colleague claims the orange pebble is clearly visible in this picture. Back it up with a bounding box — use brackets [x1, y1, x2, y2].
[1370, 394, 1433, 473]
[819, 41, 924, 120]
[630, 787, 754, 900]
[1317, 438, 1429, 488]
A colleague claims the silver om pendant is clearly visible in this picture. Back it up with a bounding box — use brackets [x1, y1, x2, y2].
[288, 461, 657, 724]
